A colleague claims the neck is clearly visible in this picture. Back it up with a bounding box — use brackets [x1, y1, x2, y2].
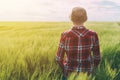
[73, 23, 84, 27]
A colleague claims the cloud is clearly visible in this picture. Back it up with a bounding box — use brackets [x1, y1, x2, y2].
[0, 0, 120, 21]
[95, 1, 116, 5]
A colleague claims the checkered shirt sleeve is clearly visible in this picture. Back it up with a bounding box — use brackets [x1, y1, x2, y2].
[56, 32, 66, 69]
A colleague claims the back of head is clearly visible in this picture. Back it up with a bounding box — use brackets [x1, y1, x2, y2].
[70, 7, 87, 24]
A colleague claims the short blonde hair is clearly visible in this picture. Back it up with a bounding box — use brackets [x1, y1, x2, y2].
[70, 7, 87, 24]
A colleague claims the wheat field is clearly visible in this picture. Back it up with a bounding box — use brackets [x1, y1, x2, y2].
[0, 22, 120, 80]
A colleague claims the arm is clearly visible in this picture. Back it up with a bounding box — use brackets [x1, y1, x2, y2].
[56, 32, 66, 70]
[92, 32, 101, 68]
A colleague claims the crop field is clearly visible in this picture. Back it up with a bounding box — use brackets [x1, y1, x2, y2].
[0, 22, 120, 80]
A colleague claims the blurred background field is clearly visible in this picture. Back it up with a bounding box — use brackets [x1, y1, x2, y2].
[0, 22, 120, 80]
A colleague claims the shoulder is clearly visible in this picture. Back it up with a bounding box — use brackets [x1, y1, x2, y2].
[61, 29, 72, 37]
[88, 30, 99, 40]
[88, 29, 98, 36]
[62, 29, 72, 34]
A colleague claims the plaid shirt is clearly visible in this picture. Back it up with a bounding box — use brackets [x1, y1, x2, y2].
[56, 26, 101, 76]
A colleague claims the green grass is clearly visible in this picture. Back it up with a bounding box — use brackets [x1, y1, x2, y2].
[0, 22, 120, 80]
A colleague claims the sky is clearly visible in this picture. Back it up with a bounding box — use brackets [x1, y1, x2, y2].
[0, 0, 120, 21]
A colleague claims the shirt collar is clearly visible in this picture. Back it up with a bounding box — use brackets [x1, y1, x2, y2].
[72, 26, 86, 30]
[71, 26, 88, 37]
